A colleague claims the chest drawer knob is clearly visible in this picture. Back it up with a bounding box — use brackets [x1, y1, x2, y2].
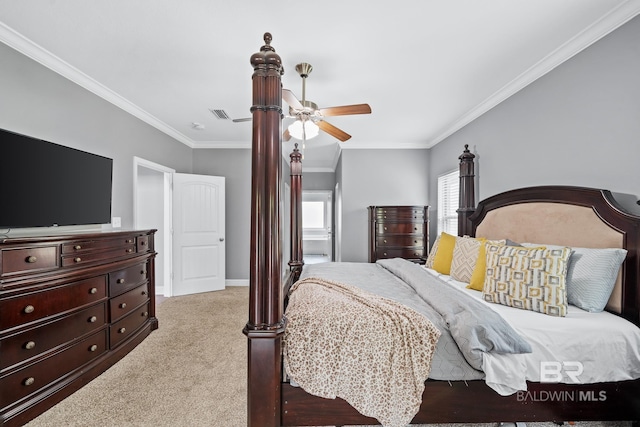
[118, 327, 126, 334]
[126, 248, 133, 253]
[74, 245, 82, 250]
[89, 287, 98, 294]
[126, 239, 133, 244]
[140, 270, 146, 275]
[141, 290, 148, 296]
[74, 257, 82, 263]
[24, 341, 36, 350]
[117, 278, 125, 284]
[142, 311, 149, 317]
[26, 256, 37, 263]
[89, 344, 98, 352]
[140, 241, 146, 246]
[23, 377, 35, 386]
[24, 305, 35, 314]
[119, 303, 127, 309]
[89, 316, 98, 323]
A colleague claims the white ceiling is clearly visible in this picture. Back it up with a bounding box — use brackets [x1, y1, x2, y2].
[1, 1, 639, 171]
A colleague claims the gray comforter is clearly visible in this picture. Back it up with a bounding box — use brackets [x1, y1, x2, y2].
[299, 258, 531, 381]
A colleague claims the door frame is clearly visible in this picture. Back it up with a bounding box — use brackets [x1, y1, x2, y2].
[133, 156, 175, 297]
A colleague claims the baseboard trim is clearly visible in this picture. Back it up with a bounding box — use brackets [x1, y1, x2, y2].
[226, 279, 249, 287]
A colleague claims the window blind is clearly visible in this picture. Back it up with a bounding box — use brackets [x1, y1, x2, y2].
[437, 169, 459, 235]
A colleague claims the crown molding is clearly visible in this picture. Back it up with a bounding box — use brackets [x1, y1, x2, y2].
[425, 0, 640, 147]
[0, 21, 196, 148]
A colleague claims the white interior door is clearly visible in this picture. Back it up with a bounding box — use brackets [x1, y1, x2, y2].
[172, 173, 225, 296]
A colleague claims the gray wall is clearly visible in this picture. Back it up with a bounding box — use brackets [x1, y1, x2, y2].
[429, 15, 640, 228]
[192, 148, 251, 281]
[340, 149, 430, 262]
[0, 42, 193, 231]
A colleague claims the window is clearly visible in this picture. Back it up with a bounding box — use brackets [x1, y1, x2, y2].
[437, 169, 459, 235]
[302, 201, 326, 229]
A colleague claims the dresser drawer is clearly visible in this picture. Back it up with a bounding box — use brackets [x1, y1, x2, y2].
[0, 275, 107, 331]
[0, 304, 107, 371]
[109, 263, 148, 297]
[377, 223, 424, 235]
[109, 284, 149, 322]
[61, 246, 136, 267]
[374, 207, 424, 220]
[376, 248, 425, 260]
[61, 236, 136, 255]
[110, 302, 151, 348]
[136, 235, 150, 253]
[0, 329, 107, 409]
[376, 235, 424, 248]
[1, 246, 59, 277]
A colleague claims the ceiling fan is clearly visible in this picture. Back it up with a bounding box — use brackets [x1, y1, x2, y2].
[233, 62, 371, 142]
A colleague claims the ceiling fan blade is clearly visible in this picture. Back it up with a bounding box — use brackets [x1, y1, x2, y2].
[319, 103, 371, 117]
[317, 120, 351, 142]
[282, 89, 304, 110]
[232, 117, 252, 123]
[283, 128, 292, 141]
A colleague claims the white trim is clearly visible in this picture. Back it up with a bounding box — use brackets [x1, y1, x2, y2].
[426, 0, 640, 147]
[226, 279, 249, 287]
[0, 22, 195, 148]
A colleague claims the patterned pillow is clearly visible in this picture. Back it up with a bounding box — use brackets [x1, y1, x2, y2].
[450, 236, 485, 283]
[424, 234, 441, 269]
[523, 243, 627, 313]
[482, 244, 572, 317]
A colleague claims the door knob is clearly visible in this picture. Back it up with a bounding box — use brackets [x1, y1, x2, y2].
[219, 237, 225, 242]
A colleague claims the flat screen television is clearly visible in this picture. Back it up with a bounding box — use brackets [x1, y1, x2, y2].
[0, 128, 113, 229]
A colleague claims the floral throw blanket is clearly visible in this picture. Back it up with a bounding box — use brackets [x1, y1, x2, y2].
[283, 277, 441, 427]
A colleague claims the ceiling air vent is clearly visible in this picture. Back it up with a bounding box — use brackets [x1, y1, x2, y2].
[209, 109, 230, 120]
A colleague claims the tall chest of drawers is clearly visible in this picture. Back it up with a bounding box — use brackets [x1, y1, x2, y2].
[368, 206, 429, 263]
[0, 229, 157, 427]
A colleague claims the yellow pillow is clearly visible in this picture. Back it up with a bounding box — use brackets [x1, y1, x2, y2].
[467, 243, 488, 291]
[432, 232, 457, 274]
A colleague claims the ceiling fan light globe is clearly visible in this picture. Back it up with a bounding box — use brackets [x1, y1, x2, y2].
[288, 120, 319, 140]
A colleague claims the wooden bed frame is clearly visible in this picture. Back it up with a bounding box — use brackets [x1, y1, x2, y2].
[243, 33, 640, 427]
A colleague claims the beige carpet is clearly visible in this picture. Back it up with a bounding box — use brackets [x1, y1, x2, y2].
[24, 287, 632, 427]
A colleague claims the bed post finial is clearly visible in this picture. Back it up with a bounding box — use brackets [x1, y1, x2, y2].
[458, 144, 476, 236]
[244, 32, 284, 427]
[289, 143, 304, 276]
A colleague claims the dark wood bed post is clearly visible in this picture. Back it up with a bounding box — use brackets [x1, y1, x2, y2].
[243, 32, 285, 427]
[289, 143, 304, 278]
[458, 144, 476, 236]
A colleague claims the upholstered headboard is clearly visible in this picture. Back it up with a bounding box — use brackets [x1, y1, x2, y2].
[468, 186, 640, 325]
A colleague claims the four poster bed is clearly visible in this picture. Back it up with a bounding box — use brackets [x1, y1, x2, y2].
[244, 33, 640, 427]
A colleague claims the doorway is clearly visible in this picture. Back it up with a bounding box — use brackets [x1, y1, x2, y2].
[302, 190, 333, 264]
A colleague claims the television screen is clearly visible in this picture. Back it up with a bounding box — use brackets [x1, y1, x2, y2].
[0, 128, 113, 229]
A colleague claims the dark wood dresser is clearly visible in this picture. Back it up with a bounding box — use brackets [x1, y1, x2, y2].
[368, 206, 429, 263]
[0, 229, 157, 427]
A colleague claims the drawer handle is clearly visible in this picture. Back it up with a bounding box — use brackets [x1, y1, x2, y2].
[26, 256, 37, 263]
[141, 290, 147, 296]
[126, 248, 133, 253]
[24, 305, 35, 314]
[118, 327, 126, 334]
[120, 303, 127, 309]
[384, 227, 388, 231]
[74, 245, 82, 250]
[126, 239, 133, 243]
[142, 311, 149, 317]
[383, 252, 387, 256]
[23, 377, 35, 386]
[140, 270, 146, 276]
[74, 257, 82, 263]
[24, 341, 36, 350]
[140, 241, 146, 246]
[89, 344, 98, 352]
[89, 287, 98, 294]
[383, 239, 387, 243]
[89, 316, 98, 323]
[117, 278, 125, 284]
